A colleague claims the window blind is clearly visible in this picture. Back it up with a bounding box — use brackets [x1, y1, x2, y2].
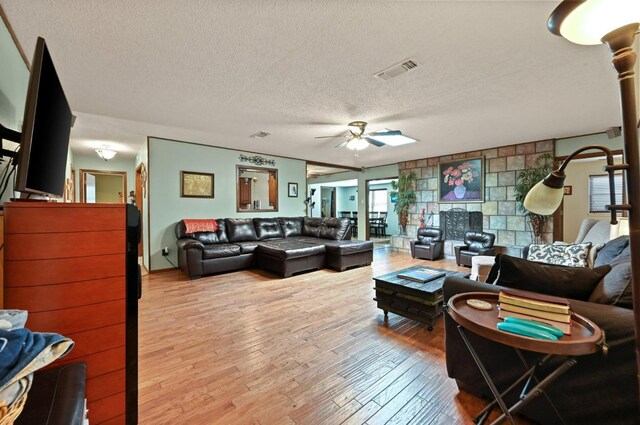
[588, 174, 623, 212]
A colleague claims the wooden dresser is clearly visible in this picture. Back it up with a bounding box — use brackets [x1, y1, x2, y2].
[3, 202, 129, 425]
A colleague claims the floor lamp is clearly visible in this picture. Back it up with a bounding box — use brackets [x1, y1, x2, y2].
[524, 0, 640, 397]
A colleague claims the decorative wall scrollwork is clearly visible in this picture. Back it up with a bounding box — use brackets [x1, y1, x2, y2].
[239, 154, 276, 167]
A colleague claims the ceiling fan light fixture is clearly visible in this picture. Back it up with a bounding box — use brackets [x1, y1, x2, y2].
[346, 136, 369, 151]
[347, 121, 367, 136]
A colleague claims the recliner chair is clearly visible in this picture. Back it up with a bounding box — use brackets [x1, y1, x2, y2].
[454, 231, 496, 267]
[410, 227, 444, 261]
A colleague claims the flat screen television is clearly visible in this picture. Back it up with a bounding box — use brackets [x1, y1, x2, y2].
[15, 36, 72, 198]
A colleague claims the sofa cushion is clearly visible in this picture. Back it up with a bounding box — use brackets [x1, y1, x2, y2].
[256, 240, 325, 259]
[318, 218, 350, 240]
[496, 255, 610, 301]
[254, 218, 284, 240]
[589, 261, 633, 308]
[527, 242, 591, 267]
[233, 241, 260, 254]
[225, 219, 258, 242]
[594, 236, 629, 268]
[202, 243, 241, 259]
[176, 219, 228, 244]
[302, 217, 324, 238]
[323, 240, 373, 255]
[279, 217, 304, 238]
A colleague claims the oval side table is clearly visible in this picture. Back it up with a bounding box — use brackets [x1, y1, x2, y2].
[447, 292, 604, 425]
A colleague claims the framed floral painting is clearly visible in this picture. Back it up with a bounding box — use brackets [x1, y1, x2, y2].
[438, 157, 484, 202]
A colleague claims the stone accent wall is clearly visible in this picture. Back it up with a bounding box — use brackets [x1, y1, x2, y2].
[396, 140, 555, 252]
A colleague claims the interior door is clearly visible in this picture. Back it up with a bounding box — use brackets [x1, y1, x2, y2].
[85, 173, 96, 203]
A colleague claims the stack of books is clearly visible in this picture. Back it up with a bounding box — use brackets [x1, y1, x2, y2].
[498, 288, 572, 335]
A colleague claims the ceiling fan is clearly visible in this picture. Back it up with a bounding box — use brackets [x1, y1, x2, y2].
[315, 121, 410, 155]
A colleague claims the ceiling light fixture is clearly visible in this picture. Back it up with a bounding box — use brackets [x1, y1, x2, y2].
[346, 136, 369, 151]
[95, 146, 117, 161]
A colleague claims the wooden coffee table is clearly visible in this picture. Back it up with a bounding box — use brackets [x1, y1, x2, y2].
[373, 265, 468, 330]
[447, 292, 605, 425]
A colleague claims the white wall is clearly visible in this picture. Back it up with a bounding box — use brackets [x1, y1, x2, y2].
[148, 137, 307, 271]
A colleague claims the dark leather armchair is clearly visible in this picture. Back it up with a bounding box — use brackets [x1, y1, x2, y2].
[410, 227, 444, 261]
[454, 231, 496, 267]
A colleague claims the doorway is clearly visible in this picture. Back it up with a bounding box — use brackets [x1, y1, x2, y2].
[366, 178, 398, 246]
[320, 186, 336, 217]
[80, 170, 127, 204]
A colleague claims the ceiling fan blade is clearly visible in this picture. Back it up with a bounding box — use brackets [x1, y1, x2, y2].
[364, 137, 386, 147]
[315, 130, 350, 139]
[335, 140, 349, 148]
[368, 129, 402, 137]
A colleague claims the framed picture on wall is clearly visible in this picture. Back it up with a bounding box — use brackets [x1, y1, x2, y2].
[438, 157, 484, 203]
[181, 171, 214, 198]
[288, 182, 298, 197]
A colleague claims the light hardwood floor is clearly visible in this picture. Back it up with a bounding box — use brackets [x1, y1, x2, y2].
[138, 248, 521, 424]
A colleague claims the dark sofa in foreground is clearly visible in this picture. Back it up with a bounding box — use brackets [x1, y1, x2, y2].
[443, 244, 638, 424]
[176, 216, 373, 279]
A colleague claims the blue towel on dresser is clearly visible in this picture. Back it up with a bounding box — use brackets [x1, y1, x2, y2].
[0, 328, 74, 391]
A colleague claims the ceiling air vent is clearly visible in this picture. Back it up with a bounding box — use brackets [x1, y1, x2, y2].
[250, 131, 271, 139]
[374, 59, 418, 81]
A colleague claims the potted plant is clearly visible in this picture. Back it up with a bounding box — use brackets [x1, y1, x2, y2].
[513, 153, 555, 244]
[390, 171, 417, 236]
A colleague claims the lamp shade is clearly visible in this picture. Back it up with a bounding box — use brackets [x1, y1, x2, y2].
[523, 180, 565, 216]
[346, 137, 369, 150]
[548, 0, 640, 45]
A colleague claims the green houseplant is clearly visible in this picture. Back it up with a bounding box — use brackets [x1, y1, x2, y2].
[513, 153, 555, 244]
[390, 171, 417, 236]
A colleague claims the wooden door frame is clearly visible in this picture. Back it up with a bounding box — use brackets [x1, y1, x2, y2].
[135, 163, 144, 256]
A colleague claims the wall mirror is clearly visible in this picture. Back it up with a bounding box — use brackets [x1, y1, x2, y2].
[237, 166, 278, 212]
[80, 169, 127, 204]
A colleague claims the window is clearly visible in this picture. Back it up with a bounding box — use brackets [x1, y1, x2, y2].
[589, 174, 624, 213]
[369, 189, 388, 213]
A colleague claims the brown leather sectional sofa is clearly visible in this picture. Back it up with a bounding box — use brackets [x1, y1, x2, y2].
[175, 217, 373, 279]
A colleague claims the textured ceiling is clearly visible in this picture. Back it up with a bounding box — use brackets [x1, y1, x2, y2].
[1, 1, 623, 167]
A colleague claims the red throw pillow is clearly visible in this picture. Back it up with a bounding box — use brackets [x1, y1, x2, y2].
[183, 219, 218, 234]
